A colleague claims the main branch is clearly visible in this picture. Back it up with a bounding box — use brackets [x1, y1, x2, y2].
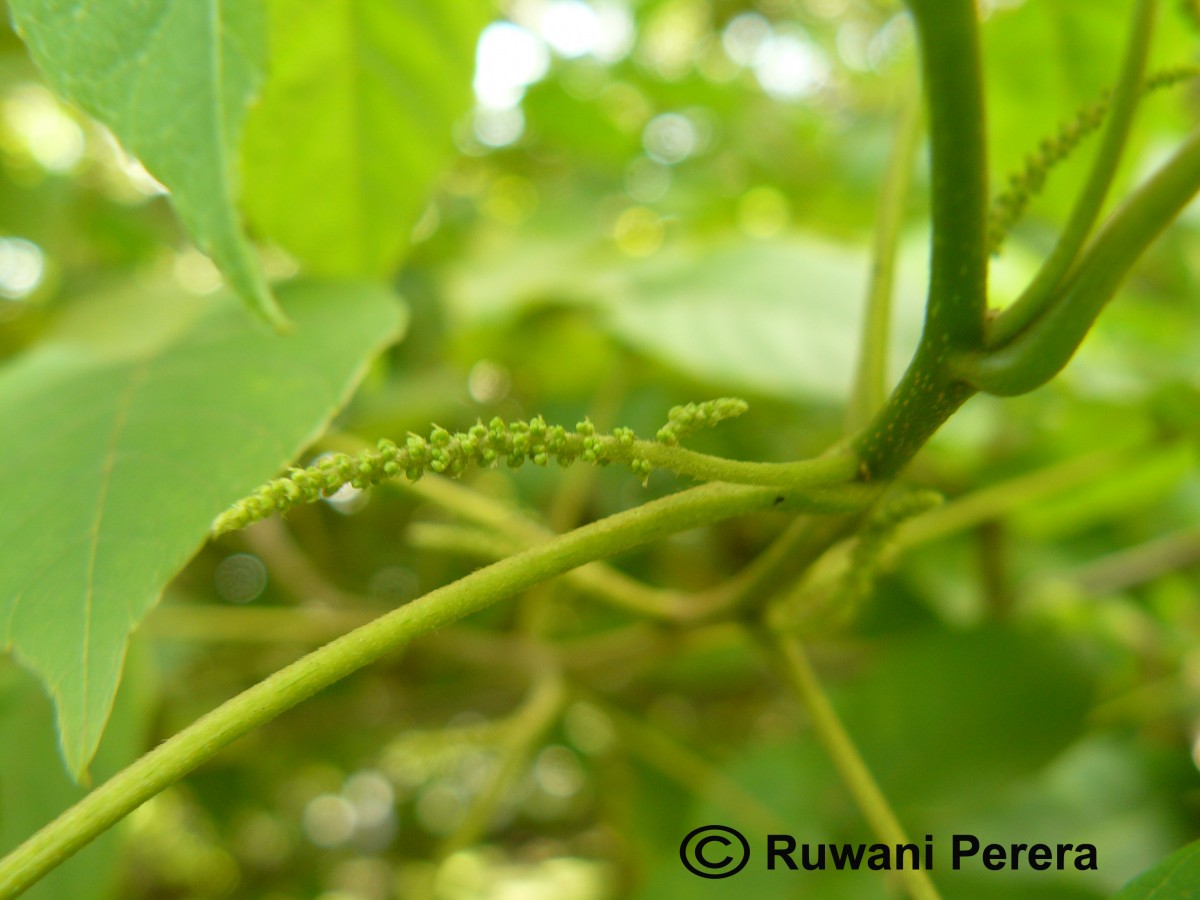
[853, 0, 988, 478]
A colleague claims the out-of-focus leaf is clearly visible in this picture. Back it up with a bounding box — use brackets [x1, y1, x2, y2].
[446, 231, 929, 402]
[837, 628, 1095, 809]
[1114, 839, 1200, 898]
[0, 280, 404, 778]
[241, 0, 489, 277]
[929, 735, 1184, 899]
[603, 237, 926, 402]
[7, 0, 287, 328]
[0, 642, 154, 900]
[444, 223, 611, 320]
[1013, 443, 1194, 540]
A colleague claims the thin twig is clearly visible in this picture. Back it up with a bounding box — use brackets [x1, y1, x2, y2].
[848, 73, 922, 432]
[439, 674, 568, 855]
[765, 632, 942, 900]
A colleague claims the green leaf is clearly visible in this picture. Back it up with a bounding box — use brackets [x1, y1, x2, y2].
[445, 232, 930, 402]
[605, 237, 927, 402]
[836, 628, 1095, 809]
[7, 0, 288, 329]
[0, 279, 404, 778]
[240, 0, 490, 277]
[0, 644, 154, 900]
[1114, 839, 1200, 898]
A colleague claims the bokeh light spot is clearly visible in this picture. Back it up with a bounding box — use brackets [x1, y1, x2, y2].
[0, 237, 45, 300]
[214, 553, 267, 604]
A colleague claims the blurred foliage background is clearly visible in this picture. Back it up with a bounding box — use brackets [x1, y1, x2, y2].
[1, 0, 1200, 898]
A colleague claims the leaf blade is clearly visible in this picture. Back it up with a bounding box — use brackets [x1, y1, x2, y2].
[0, 280, 404, 777]
[1114, 840, 1200, 899]
[0, 647, 154, 900]
[8, 0, 288, 328]
[240, 0, 489, 277]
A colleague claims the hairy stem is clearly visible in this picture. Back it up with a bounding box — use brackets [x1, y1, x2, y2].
[0, 481, 869, 898]
[640, 442, 858, 488]
[988, 0, 1157, 348]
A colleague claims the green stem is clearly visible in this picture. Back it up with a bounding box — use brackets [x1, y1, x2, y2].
[959, 125, 1200, 395]
[903, 0, 989, 351]
[987, 67, 1198, 254]
[637, 442, 859, 488]
[439, 674, 567, 855]
[407, 522, 698, 620]
[854, 347, 977, 480]
[768, 633, 942, 900]
[403, 470, 872, 623]
[988, 0, 1157, 348]
[710, 511, 873, 617]
[146, 602, 373, 644]
[0, 481, 867, 899]
[601, 699, 791, 835]
[894, 443, 1141, 551]
[406, 522, 522, 560]
[1070, 524, 1200, 596]
[853, 0, 988, 479]
[847, 74, 922, 432]
[395, 476, 686, 620]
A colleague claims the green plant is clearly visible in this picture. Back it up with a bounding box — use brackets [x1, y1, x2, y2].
[1, 0, 1199, 897]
